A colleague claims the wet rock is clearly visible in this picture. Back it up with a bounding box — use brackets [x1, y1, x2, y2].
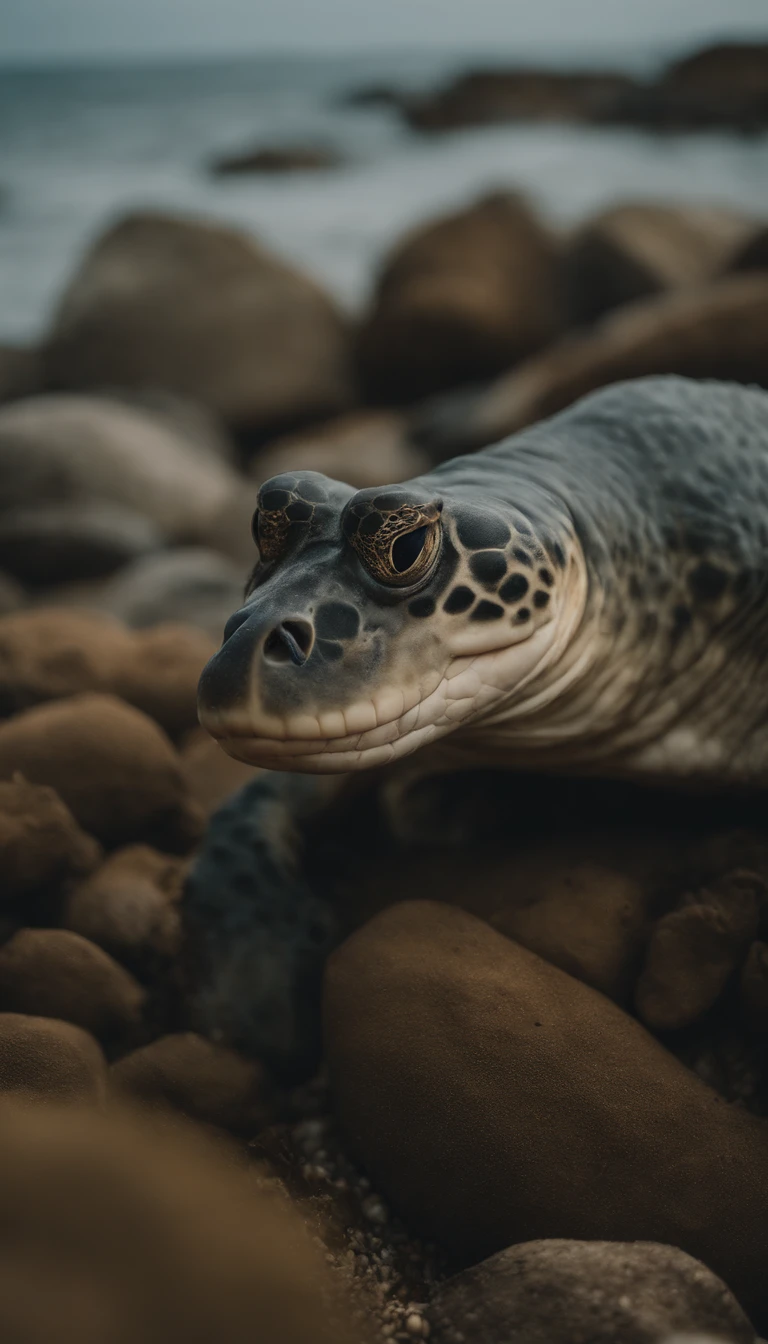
[0, 572, 24, 616]
[252, 412, 429, 491]
[209, 143, 344, 174]
[181, 732, 257, 817]
[402, 68, 636, 132]
[740, 941, 768, 1034]
[429, 1240, 754, 1344]
[636, 871, 764, 1032]
[65, 548, 246, 643]
[62, 845, 184, 971]
[42, 211, 354, 435]
[0, 776, 101, 916]
[0, 608, 213, 738]
[325, 901, 768, 1320]
[0, 502, 163, 585]
[0, 344, 39, 403]
[562, 203, 756, 325]
[0, 928, 145, 1042]
[0, 1013, 106, 1104]
[111, 1032, 269, 1131]
[0, 1100, 359, 1344]
[0, 394, 237, 540]
[606, 42, 768, 134]
[433, 273, 768, 451]
[0, 693, 202, 848]
[356, 192, 561, 403]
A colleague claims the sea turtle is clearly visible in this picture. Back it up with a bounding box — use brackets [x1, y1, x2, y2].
[183, 375, 768, 1076]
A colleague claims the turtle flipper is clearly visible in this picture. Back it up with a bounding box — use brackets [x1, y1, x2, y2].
[181, 773, 341, 1083]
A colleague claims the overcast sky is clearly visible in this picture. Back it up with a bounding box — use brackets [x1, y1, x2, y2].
[2, 0, 768, 63]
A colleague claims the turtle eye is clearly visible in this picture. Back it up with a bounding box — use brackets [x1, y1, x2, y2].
[251, 507, 290, 563]
[348, 504, 442, 588]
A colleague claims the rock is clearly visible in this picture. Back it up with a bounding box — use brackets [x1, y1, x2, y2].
[0, 693, 202, 848]
[606, 43, 768, 135]
[636, 871, 764, 1032]
[0, 344, 39, 403]
[0, 776, 101, 916]
[339, 83, 404, 108]
[728, 225, 768, 274]
[402, 67, 636, 132]
[62, 845, 184, 971]
[0, 1100, 359, 1344]
[42, 211, 354, 435]
[111, 1032, 269, 1131]
[325, 901, 768, 1320]
[0, 394, 237, 540]
[200, 485, 262, 567]
[0, 928, 145, 1042]
[63, 548, 247, 643]
[252, 412, 429, 491]
[562, 203, 756, 326]
[357, 193, 561, 403]
[429, 1240, 754, 1344]
[0, 1013, 106, 1104]
[0, 572, 24, 616]
[740, 941, 768, 1033]
[0, 502, 163, 585]
[0, 608, 214, 738]
[181, 732, 257, 817]
[209, 143, 344, 175]
[434, 273, 768, 451]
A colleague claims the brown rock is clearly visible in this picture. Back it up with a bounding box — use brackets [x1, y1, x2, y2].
[0, 693, 202, 847]
[728, 225, 768, 274]
[740, 940, 768, 1033]
[325, 901, 768, 1320]
[636, 871, 764, 1032]
[0, 608, 213, 736]
[0, 1100, 360, 1344]
[562, 202, 755, 325]
[0, 394, 237, 540]
[0, 344, 39, 403]
[42, 211, 354, 435]
[601, 44, 768, 135]
[0, 929, 145, 1042]
[62, 846, 184, 970]
[252, 412, 429, 491]
[457, 273, 768, 448]
[356, 192, 561, 403]
[0, 776, 101, 914]
[402, 68, 635, 132]
[0, 1013, 106, 1104]
[210, 143, 344, 175]
[429, 1240, 754, 1344]
[181, 732, 257, 816]
[111, 1032, 269, 1131]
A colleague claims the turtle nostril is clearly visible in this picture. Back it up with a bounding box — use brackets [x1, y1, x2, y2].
[262, 619, 315, 668]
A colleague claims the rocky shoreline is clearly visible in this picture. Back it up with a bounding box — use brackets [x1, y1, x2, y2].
[2, 53, 768, 1335]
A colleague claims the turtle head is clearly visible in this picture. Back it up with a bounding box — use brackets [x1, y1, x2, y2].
[198, 470, 579, 771]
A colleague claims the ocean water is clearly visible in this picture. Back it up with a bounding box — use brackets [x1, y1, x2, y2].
[3, 47, 768, 343]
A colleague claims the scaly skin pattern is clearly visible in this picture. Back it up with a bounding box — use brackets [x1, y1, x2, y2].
[199, 376, 768, 786]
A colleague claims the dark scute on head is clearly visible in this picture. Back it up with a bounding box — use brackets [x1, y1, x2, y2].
[538, 567, 554, 586]
[342, 512, 358, 539]
[360, 511, 384, 536]
[514, 548, 533, 567]
[261, 489, 290, 511]
[469, 551, 508, 588]
[455, 507, 512, 551]
[393, 526, 428, 573]
[444, 585, 475, 614]
[294, 478, 329, 502]
[315, 602, 361, 641]
[374, 491, 410, 510]
[316, 639, 344, 662]
[286, 500, 313, 522]
[688, 561, 730, 602]
[551, 542, 566, 568]
[409, 596, 436, 618]
[670, 604, 693, 643]
[471, 600, 504, 622]
[499, 573, 529, 603]
[534, 590, 550, 609]
[516, 607, 531, 623]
